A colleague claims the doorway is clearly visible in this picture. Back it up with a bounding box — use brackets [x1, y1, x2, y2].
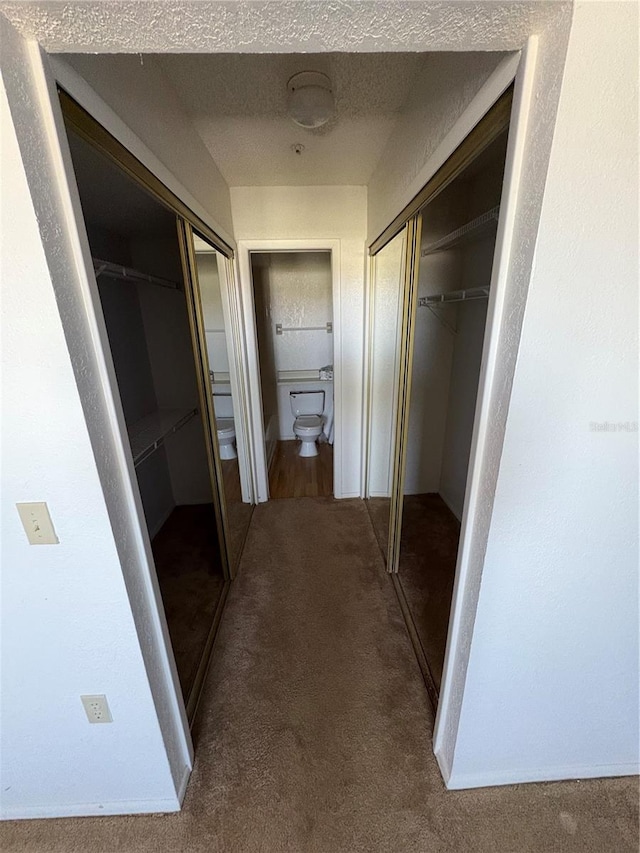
[239, 242, 341, 502]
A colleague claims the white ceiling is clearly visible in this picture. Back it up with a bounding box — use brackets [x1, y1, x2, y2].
[155, 53, 428, 187]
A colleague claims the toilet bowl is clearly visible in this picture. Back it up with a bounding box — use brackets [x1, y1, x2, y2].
[216, 417, 237, 460]
[212, 387, 237, 460]
[290, 391, 325, 458]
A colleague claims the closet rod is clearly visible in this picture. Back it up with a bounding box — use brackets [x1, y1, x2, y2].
[418, 285, 489, 306]
[93, 258, 181, 291]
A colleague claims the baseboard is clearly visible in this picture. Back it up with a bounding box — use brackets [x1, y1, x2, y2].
[148, 502, 175, 540]
[434, 744, 453, 786]
[438, 490, 462, 523]
[176, 763, 191, 806]
[445, 761, 640, 790]
[1, 795, 182, 821]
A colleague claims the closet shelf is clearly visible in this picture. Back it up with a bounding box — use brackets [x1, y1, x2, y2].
[421, 206, 500, 256]
[93, 258, 181, 291]
[419, 285, 489, 306]
[129, 408, 198, 467]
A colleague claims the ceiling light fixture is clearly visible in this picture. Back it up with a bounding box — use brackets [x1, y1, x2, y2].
[287, 72, 334, 129]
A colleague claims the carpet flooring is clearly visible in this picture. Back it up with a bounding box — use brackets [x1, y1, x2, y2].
[1, 497, 637, 852]
[152, 504, 225, 699]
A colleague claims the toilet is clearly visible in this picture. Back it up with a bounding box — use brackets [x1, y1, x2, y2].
[290, 390, 325, 458]
[213, 389, 237, 460]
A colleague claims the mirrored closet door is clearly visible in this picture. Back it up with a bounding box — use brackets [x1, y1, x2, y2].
[366, 89, 512, 706]
[180, 226, 254, 573]
[60, 92, 240, 722]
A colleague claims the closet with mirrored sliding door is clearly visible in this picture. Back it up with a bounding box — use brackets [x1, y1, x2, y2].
[60, 91, 253, 723]
[365, 88, 513, 708]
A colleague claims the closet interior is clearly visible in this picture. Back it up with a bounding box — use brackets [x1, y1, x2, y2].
[368, 128, 510, 699]
[64, 125, 229, 710]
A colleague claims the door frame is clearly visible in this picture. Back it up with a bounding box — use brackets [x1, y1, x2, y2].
[237, 239, 342, 502]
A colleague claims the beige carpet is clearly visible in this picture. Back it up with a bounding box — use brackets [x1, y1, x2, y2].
[2, 498, 638, 851]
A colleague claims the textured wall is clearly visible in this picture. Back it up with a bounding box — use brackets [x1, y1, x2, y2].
[447, 1, 639, 787]
[266, 252, 333, 374]
[1, 18, 187, 818]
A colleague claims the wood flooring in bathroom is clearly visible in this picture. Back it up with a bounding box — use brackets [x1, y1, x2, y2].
[269, 440, 333, 499]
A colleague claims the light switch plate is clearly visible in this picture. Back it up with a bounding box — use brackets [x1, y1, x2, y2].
[16, 502, 59, 545]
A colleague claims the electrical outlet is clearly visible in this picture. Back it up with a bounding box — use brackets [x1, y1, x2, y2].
[16, 502, 59, 545]
[81, 695, 113, 724]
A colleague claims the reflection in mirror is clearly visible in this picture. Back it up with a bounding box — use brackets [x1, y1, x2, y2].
[62, 125, 228, 709]
[192, 234, 253, 572]
[365, 227, 407, 560]
[395, 130, 509, 696]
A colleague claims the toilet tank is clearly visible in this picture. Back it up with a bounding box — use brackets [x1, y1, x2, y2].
[213, 388, 234, 419]
[290, 390, 325, 417]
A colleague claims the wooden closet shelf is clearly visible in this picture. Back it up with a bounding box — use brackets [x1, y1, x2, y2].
[421, 205, 500, 256]
[129, 408, 198, 467]
[93, 258, 181, 291]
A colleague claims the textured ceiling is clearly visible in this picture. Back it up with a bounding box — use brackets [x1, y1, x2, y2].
[0, 1, 567, 53]
[155, 52, 427, 186]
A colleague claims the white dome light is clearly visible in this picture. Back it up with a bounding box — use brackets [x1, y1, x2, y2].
[287, 72, 334, 129]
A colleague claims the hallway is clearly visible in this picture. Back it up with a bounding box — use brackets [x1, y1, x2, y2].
[1, 499, 637, 852]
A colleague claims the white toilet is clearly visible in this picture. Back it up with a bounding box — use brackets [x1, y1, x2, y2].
[213, 390, 237, 460]
[290, 390, 325, 457]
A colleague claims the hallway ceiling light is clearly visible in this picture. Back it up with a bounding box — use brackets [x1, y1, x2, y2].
[287, 72, 334, 129]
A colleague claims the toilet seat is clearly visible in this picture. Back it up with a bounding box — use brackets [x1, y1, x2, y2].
[294, 415, 322, 432]
[216, 418, 235, 436]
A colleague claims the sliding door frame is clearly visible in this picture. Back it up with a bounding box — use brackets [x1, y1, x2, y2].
[366, 85, 514, 577]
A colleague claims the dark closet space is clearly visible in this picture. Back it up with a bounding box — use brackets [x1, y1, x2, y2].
[368, 128, 510, 699]
[65, 126, 227, 704]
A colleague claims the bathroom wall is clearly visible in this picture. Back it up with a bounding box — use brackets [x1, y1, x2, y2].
[266, 252, 333, 374]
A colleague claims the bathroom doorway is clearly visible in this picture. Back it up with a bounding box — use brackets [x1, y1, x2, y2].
[239, 244, 339, 501]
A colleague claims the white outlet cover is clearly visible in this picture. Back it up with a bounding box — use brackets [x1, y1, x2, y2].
[81, 694, 113, 724]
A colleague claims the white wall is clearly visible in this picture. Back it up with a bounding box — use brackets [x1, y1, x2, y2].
[1, 20, 188, 818]
[232, 186, 367, 498]
[445, 1, 639, 787]
[267, 252, 333, 374]
[367, 51, 514, 244]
